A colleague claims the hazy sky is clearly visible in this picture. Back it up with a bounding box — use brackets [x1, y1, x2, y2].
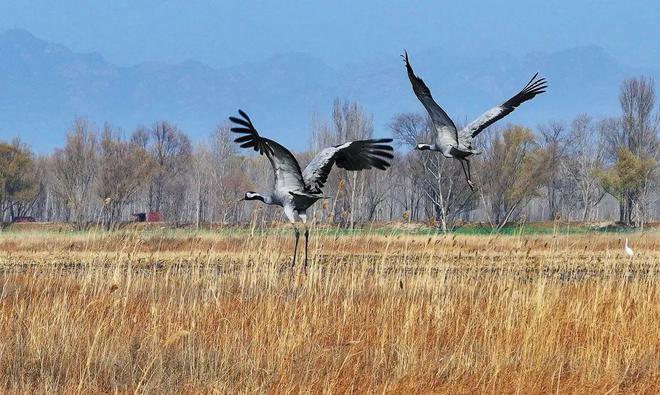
[1, 1, 658, 68]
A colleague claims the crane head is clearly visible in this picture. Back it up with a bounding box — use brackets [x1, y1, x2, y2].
[416, 143, 432, 151]
[241, 191, 265, 202]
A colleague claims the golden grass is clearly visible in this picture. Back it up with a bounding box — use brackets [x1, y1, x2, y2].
[0, 229, 658, 393]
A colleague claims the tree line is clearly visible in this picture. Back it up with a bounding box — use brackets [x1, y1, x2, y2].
[1, 77, 658, 230]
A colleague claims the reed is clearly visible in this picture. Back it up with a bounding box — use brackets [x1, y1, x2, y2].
[0, 229, 658, 393]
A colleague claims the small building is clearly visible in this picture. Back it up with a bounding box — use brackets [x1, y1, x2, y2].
[132, 212, 163, 223]
[147, 212, 163, 222]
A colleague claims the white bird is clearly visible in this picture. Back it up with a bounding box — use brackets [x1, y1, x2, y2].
[402, 51, 547, 189]
[230, 110, 394, 270]
[624, 238, 634, 256]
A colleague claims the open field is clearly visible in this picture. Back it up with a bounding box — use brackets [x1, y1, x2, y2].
[0, 228, 658, 393]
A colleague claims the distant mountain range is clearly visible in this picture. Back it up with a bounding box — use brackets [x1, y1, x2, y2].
[0, 28, 657, 152]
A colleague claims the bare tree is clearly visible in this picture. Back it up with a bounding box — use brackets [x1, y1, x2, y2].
[562, 115, 606, 221]
[30, 156, 54, 222]
[538, 121, 568, 220]
[390, 112, 475, 231]
[208, 124, 251, 224]
[97, 126, 154, 230]
[191, 144, 213, 229]
[146, 122, 192, 220]
[50, 119, 97, 230]
[619, 77, 658, 157]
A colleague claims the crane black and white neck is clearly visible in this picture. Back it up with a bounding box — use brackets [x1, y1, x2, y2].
[230, 109, 394, 271]
[402, 51, 547, 190]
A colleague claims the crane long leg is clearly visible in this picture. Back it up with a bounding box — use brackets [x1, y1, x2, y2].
[459, 159, 475, 190]
[291, 226, 300, 270]
[304, 228, 309, 273]
[465, 159, 474, 189]
[459, 159, 467, 181]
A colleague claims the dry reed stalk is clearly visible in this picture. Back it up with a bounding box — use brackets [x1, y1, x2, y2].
[0, 230, 657, 393]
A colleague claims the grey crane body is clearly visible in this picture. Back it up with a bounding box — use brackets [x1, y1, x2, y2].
[242, 191, 316, 223]
[403, 51, 547, 189]
[231, 110, 393, 270]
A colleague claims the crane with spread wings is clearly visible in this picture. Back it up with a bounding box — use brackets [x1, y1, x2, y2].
[403, 51, 547, 189]
[230, 110, 394, 271]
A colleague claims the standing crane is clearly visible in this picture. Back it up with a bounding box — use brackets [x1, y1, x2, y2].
[402, 51, 547, 189]
[624, 238, 634, 257]
[230, 110, 394, 270]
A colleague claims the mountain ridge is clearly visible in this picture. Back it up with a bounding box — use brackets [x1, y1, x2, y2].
[0, 28, 656, 152]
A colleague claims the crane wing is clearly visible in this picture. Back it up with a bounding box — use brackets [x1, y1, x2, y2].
[458, 73, 547, 146]
[230, 110, 305, 192]
[403, 51, 458, 144]
[302, 138, 394, 193]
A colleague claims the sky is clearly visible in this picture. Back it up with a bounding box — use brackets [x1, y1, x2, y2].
[1, 0, 658, 69]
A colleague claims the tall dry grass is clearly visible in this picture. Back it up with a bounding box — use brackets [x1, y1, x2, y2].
[0, 229, 658, 393]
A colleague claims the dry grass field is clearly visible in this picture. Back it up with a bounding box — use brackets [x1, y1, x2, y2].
[0, 227, 658, 393]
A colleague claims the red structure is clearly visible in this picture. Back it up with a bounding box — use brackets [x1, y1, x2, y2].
[147, 212, 163, 222]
